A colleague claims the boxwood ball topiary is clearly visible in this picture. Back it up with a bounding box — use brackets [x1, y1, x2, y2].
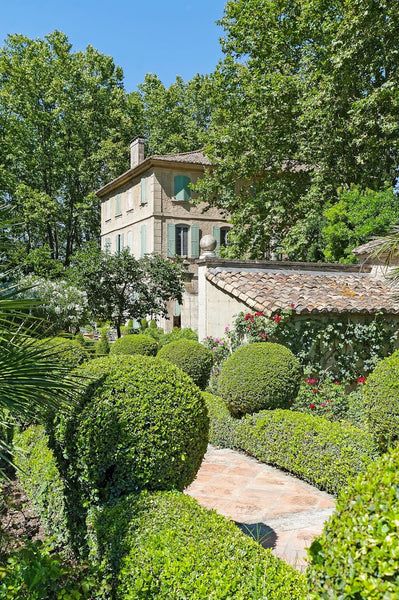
[218, 342, 301, 416]
[157, 340, 213, 390]
[110, 334, 158, 357]
[363, 350, 399, 451]
[57, 355, 209, 504]
[41, 336, 89, 368]
[308, 446, 399, 597]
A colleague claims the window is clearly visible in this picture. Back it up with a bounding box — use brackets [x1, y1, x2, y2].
[140, 224, 147, 257]
[103, 237, 111, 252]
[174, 175, 191, 201]
[220, 227, 230, 247]
[141, 176, 150, 205]
[105, 200, 111, 221]
[116, 233, 123, 254]
[127, 231, 133, 253]
[175, 225, 189, 256]
[115, 194, 122, 217]
[126, 189, 134, 211]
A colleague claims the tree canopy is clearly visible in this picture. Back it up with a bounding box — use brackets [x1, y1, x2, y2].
[68, 245, 183, 337]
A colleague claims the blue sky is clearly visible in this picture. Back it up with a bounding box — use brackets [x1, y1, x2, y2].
[0, 0, 226, 91]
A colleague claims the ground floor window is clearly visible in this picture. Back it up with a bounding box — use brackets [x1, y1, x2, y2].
[176, 225, 189, 256]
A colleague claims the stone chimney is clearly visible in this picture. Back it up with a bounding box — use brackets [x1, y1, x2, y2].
[130, 137, 145, 169]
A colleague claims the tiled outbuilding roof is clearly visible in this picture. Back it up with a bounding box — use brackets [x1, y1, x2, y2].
[206, 267, 399, 315]
[152, 149, 212, 166]
[352, 239, 383, 256]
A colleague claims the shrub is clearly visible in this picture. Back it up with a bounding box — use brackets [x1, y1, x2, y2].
[40, 336, 89, 368]
[157, 340, 213, 389]
[202, 392, 240, 449]
[0, 541, 98, 599]
[236, 410, 378, 494]
[95, 329, 110, 357]
[290, 378, 349, 421]
[110, 334, 157, 356]
[52, 355, 209, 509]
[363, 351, 399, 451]
[218, 342, 302, 416]
[345, 388, 368, 429]
[204, 394, 378, 495]
[13, 425, 70, 549]
[158, 327, 198, 348]
[308, 446, 399, 597]
[88, 491, 306, 600]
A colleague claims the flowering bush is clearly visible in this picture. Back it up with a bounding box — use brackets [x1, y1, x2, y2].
[207, 310, 399, 381]
[291, 378, 348, 421]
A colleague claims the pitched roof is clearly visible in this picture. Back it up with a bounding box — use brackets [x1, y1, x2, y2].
[206, 267, 399, 315]
[96, 149, 210, 197]
[152, 149, 211, 166]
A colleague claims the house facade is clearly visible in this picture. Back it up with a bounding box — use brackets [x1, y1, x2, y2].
[97, 137, 230, 330]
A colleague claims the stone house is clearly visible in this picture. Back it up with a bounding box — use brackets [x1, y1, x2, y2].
[97, 137, 230, 330]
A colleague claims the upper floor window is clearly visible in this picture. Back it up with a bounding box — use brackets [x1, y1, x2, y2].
[174, 175, 191, 201]
[105, 199, 111, 221]
[115, 194, 122, 217]
[141, 176, 150, 205]
[126, 189, 134, 211]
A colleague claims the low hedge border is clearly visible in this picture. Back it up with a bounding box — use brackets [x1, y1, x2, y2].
[204, 394, 378, 495]
[13, 425, 71, 550]
[88, 491, 306, 599]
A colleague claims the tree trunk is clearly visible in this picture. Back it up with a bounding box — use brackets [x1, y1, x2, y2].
[116, 322, 122, 338]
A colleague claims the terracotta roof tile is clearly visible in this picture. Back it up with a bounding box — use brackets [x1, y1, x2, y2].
[206, 268, 399, 315]
[152, 150, 211, 166]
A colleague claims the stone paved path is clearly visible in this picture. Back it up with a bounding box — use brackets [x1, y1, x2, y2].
[185, 446, 335, 570]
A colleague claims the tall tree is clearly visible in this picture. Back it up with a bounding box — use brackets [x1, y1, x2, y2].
[195, 1, 313, 259]
[138, 73, 212, 155]
[0, 31, 143, 271]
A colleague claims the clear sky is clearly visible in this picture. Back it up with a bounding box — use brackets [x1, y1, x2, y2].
[0, 0, 226, 91]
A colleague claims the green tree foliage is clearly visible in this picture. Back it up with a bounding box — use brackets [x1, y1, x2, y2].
[138, 74, 212, 155]
[69, 245, 183, 337]
[198, 0, 399, 259]
[322, 186, 399, 263]
[0, 31, 143, 271]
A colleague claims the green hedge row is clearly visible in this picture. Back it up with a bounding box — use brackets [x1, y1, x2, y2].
[13, 426, 71, 550]
[308, 444, 399, 598]
[204, 394, 378, 495]
[88, 491, 306, 599]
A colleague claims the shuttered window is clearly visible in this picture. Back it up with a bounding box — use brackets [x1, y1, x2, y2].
[167, 224, 176, 258]
[174, 175, 191, 201]
[175, 225, 189, 256]
[127, 231, 133, 253]
[140, 224, 147, 257]
[141, 176, 150, 205]
[116, 233, 124, 254]
[115, 195, 122, 217]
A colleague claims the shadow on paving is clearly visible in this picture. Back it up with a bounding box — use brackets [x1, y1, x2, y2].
[236, 521, 278, 550]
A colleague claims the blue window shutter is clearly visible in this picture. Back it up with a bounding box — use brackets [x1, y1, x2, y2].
[213, 226, 221, 256]
[167, 224, 176, 257]
[174, 175, 191, 201]
[140, 224, 147, 257]
[190, 224, 200, 258]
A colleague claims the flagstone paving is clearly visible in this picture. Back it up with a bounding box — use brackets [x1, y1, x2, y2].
[185, 445, 335, 571]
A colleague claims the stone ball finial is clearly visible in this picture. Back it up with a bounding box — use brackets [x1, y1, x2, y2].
[200, 235, 217, 259]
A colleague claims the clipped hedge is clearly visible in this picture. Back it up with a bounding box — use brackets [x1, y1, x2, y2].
[157, 340, 213, 389]
[363, 350, 399, 451]
[204, 394, 378, 495]
[13, 425, 70, 549]
[308, 445, 399, 598]
[40, 337, 89, 368]
[88, 491, 306, 600]
[52, 355, 209, 508]
[218, 342, 302, 416]
[110, 334, 158, 357]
